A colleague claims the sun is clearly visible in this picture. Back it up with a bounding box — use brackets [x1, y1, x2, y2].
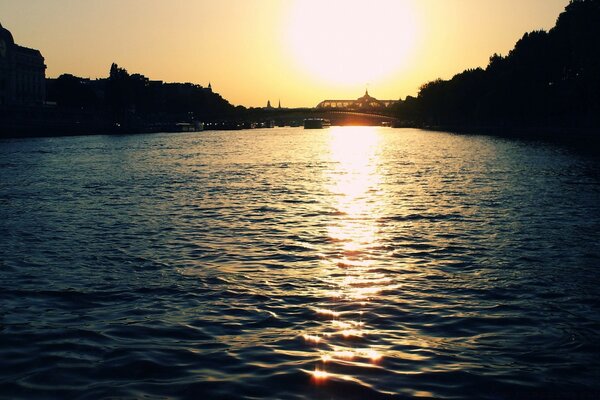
[284, 0, 419, 86]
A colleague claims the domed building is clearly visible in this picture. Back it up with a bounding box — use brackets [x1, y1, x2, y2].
[316, 89, 397, 110]
[0, 22, 46, 106]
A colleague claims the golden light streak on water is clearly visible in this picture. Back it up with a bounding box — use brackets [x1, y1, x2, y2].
[314, 308, 341, 318]
[341, 329, 363, 338]
[332, 350, 356, 360]
[366, 349, 383, 362]
[303, 334, 322, 344]
[312, 368, 330, 380]
[331, 320, 352, 329]
[306, 127, 393, 389]
[321, 354, 332, 363]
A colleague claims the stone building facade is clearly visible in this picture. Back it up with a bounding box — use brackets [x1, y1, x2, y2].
[0, 22, 46, 106]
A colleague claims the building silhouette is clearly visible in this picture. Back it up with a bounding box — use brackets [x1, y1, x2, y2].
[317, 89, 397, 110]
[0, 22, 46, 106]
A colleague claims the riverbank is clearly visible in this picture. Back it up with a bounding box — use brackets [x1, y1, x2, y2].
[421, 124, 600, 151]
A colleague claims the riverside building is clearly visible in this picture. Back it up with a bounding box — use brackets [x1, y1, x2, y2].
[0, 22, 46, 106]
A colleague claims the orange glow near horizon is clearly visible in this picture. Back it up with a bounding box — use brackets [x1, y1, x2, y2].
[0, 0, 570, 107]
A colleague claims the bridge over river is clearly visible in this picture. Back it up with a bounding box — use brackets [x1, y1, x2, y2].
[251, 108, 400, 127]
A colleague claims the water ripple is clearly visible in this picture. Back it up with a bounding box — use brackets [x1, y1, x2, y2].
[1, 128, 600, 399]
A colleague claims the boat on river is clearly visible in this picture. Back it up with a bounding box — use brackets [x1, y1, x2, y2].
[304, 118, 330, 129]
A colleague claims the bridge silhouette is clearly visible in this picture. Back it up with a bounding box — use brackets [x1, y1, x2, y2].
[256, 108, 399, 127]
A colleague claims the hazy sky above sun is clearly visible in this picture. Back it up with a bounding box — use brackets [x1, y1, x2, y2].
[1, 0, 569, 107]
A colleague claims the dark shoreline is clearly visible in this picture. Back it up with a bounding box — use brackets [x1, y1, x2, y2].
[421, 125, 600, 151]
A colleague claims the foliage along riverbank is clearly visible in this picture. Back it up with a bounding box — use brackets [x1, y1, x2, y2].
[393, 0, 600, 140]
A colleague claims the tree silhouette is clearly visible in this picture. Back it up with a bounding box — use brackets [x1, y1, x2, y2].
[395, 0, 600, 134]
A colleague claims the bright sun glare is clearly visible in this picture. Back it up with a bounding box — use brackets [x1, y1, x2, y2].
[285, 0, 419, 86]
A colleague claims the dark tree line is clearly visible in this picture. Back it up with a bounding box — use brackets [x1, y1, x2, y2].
[46, 64, 236, 125]
[394, 0, 600, 133]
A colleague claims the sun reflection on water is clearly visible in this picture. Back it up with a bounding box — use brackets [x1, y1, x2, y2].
[303, 127, 393, 385]
[326, 127, 382, 258]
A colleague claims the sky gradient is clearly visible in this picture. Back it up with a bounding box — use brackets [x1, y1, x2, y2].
[0, 0, 570, 107]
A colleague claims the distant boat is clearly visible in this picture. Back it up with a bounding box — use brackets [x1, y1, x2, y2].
[175, 122, 204, 132]
[304, 118, 330, 129]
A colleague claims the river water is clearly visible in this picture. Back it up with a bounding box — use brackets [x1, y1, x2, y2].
[1, 127, 600, 399]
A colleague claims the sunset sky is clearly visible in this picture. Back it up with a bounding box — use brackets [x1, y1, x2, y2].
[1, 0, 569, 107]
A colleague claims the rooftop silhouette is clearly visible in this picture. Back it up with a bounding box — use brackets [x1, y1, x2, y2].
[0, 22, 46, 106]
[317, 89, 397, 110]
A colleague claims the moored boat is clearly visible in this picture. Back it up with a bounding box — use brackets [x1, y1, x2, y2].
[304, 118, 330, 129]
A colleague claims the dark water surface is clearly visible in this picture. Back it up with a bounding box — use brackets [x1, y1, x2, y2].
[1, 127, 600, 399]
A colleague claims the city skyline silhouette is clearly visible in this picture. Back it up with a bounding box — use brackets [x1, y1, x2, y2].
[0, 0, 569, 108]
